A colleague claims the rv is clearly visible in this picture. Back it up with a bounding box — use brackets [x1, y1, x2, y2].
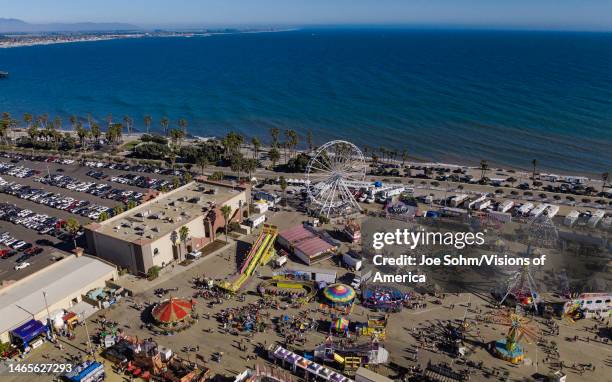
[516, 203, 534, 216]
[449, 194, 469, 207]
[588, 210, 605, 228]
[545, 204, 559, 218]
[497, 200, 514, 213]
[564, 210, 580, 227]
[246, 213, 267, 228]
[572, 293, 612, 318]
[564, 176, 588, 185]
[467, 194, 487, 210]
[529, 203, 549, 218]
[474, 199, 491, 211]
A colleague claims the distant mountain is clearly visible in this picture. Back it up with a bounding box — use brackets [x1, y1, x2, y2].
[0, 18, 139, 33]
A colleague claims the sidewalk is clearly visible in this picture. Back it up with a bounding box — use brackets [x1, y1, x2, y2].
[115, 238, 238, 294]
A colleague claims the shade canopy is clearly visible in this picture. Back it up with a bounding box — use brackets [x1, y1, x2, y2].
[323, 284, 356, 304]
[152, 297, 194, 324]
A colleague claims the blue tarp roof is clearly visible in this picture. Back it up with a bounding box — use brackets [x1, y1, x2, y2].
[67, 362, 104, 382]
[10, 319, 47, 343]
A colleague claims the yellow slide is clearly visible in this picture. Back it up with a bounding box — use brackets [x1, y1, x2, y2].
[218, 224, 278, 293]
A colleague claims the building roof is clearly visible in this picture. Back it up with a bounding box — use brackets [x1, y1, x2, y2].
[0, 254, 116, 336]
[89, 181, 242, 243]
[279, 225, 336, 258]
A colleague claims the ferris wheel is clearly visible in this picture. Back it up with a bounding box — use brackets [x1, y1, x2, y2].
[305, 140, 367, 217]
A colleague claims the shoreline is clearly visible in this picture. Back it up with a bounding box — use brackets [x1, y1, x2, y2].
[0, 28, 298, 49]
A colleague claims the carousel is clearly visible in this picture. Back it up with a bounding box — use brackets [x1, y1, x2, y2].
[322, 284, 356, 308]
[150, 297, 196, 332]
[362, 285, 405, 312]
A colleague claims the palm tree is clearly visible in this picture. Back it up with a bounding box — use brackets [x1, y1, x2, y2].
[401, 150, 409, 166]
[279, 176, 288, 207]
[196, 156, 208, 175]
[602, 172, 609, 193]
[113, 204, 125, 216]
[98, 211, 110, 222]
[69, 115, 77, 131]
[268, 148, 280, 168]
[220, 205, 232, 243]
[251, 137, 261, 159]
[91, 122, 101, 143]
[531, 159, 538, 184]
[23, 113, 33, 129]
[123, 115, 133, 135]
[66, 217, 81, 249]
[269, 127, 280, 148]
[178, 225, 190, 260]
[178, 118, 188, 136]
[143, 115, 152, 134]
[479, 160, 489, 179]
[160, 117, 170, 136]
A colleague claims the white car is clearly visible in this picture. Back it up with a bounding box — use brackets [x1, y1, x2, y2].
[15, 262, 31, 270]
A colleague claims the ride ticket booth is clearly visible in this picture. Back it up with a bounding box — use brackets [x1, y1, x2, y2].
[10, 319, 50, 352]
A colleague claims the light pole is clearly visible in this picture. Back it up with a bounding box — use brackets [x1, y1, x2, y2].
[42, 291, 55, 340]
[81, 311, 94, 359]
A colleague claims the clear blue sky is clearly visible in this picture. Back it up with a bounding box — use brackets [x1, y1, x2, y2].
[2, 0, 611, 31]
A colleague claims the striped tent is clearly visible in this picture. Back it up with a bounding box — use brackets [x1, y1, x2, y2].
[151, 297, 194, 324]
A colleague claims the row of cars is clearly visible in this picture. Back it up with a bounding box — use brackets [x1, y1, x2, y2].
[38, 173, 144, 204]
[0, 231, 43, 270]
[0, 203, 65, 236]
[0, 162, 38, 178]
[0, 177, 112, 220]
[87, 170, 174, 191]
[84, 160, 185, 177]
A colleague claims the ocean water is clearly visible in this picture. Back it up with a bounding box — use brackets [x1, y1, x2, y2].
[0, 29, 611, 174]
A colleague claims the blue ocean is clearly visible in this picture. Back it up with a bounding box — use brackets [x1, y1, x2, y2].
[1, 29, 611, 174]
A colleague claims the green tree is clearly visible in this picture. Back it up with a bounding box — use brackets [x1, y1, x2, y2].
[178, 225, 190, 260]
[143, 115, 152, 134]
[279, 176, 288, 207]
[160, 116, 170, 136]
[90, 122, 101, 142]
[479, 159, 489, 180]
[113, 204, 125, 216]
[126, 200, 137, 209]
[98, 211, 110, 222]
[65, 217, 81, 249]
[23, 113, 33, 129]
[251, 137, 261, 159]
[196, 156, 208, 175]
[230, 153, 244, 180]
[147, 265, 161, 280]
[178, 118, 188, 135]
[220, 205, 233, 243]
[531, 159, 538, 184]
[269, 127, 280, 148]
[268, 147, 280, 168]
[601, 172, 609, 192]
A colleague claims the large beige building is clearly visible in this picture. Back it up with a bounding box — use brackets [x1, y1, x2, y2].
[0, 254, 117, 344]
[85, 179, 248, 276]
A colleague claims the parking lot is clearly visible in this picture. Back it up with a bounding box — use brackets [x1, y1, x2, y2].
[0, 153, 185, 283]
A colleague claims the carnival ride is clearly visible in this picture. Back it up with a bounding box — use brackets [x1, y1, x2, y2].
[314, 338, 389, 375]
[218, 225, 278, 293]
[492, 309, 539, 364]
[258, 278, 318, 304]
[361, 285, 405, 312]
[496, 215, 559, 312]
[562, 293, 612, 322]
[306, 140, 367, 217]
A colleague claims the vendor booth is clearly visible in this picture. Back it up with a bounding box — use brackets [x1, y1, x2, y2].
[10, 319, 49, 351]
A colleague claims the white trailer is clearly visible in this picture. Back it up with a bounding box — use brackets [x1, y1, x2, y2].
[467, 194, 487, 210]
[497, 200, 514, 213]
[564, 210, 580, 227]
[588, 210, 605, 228]
[545, 204, 559, 218]
[564, 176, 588, 185]
[516, 203, 534, 216]
[450, 194, 469, 207]
[529, 203, 549, 218]
[474, 199, 491, 211]
[246, 213, 266, 228]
